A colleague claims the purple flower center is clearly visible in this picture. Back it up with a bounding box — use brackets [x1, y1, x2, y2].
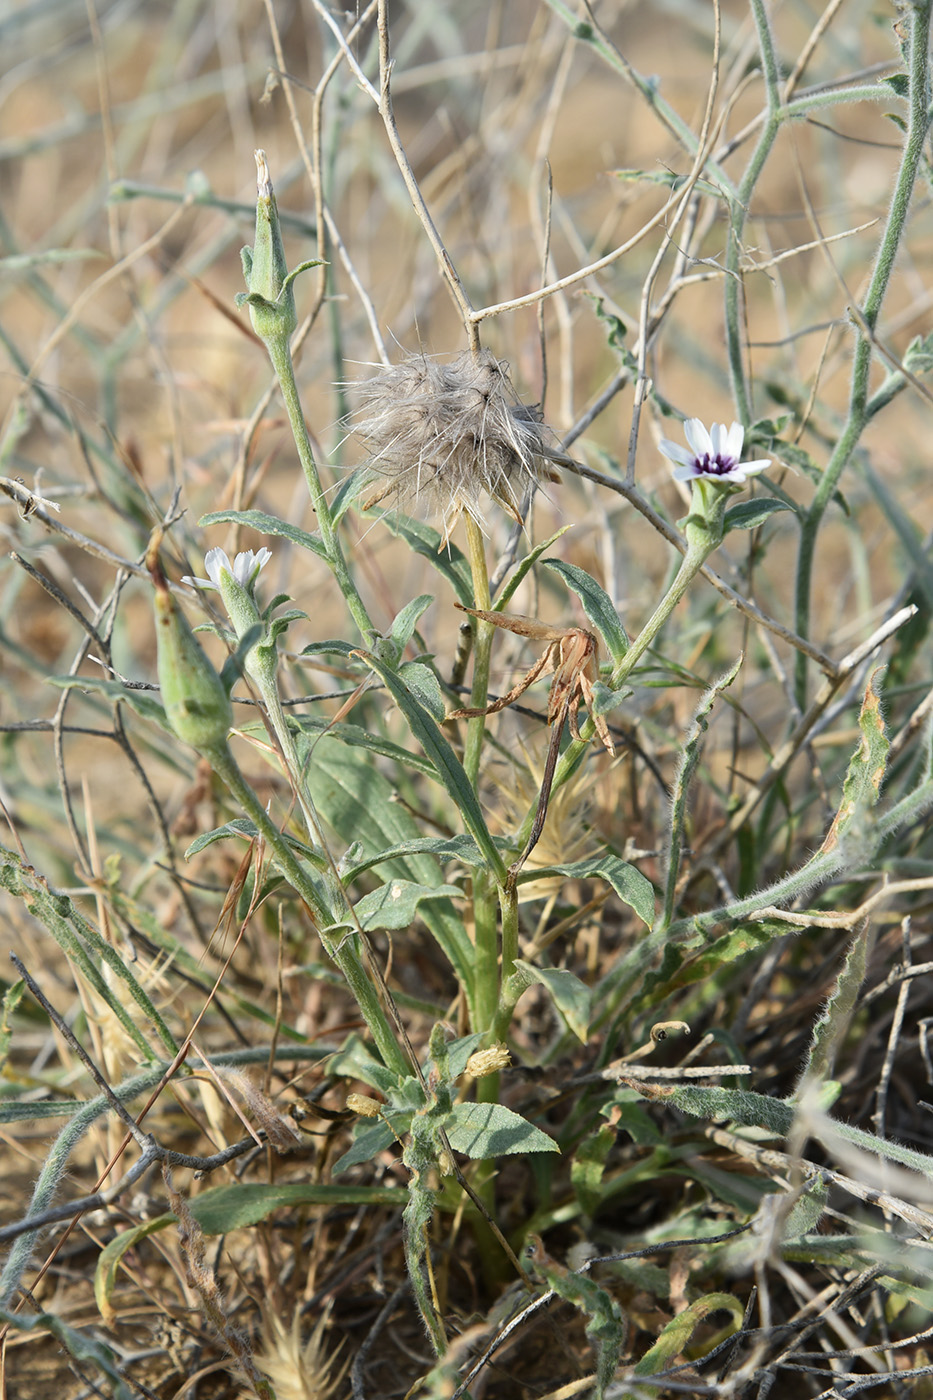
[696, 451, 737, 477]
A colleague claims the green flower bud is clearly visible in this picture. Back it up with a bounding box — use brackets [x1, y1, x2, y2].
[148, 533, 233, 756]
[236, 151, 320, 347]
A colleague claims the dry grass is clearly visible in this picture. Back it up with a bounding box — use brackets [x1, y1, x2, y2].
[1, 2, 933, 1397]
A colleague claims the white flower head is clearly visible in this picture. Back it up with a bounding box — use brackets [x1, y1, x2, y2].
[184, 546, 272, 593]
[354, 348, 563, 536]
[659, 419, 771, 487]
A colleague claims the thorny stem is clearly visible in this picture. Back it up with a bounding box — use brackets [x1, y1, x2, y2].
[265, 335, 374, 639]
[793, 0, 932, 709]
[210, 742, 408, 1078]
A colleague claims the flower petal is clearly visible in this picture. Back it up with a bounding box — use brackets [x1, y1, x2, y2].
[672, 463, 700, 481]
[723, 421, 745, 460]
[204, 547, 231, 590]
[730, 458, 771, 484]
[659, 437, 696, 468]
[683, 418, 713, 458]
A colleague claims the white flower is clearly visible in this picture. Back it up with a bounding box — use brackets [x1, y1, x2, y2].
[659, 419, 771, 486]
[183, 546, 272, 592]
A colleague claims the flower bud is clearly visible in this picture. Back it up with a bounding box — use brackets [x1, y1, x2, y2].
[148, 533, 233, 756]
[237, 150, 298, 344]
[346, 1092, 383, 1119]
[464, 1044, 511, 1079]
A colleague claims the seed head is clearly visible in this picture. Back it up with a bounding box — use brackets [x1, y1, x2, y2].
[354, 349, 562, 535]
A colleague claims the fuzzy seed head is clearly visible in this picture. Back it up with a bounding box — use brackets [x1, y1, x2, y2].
[354, 349, 562, 532]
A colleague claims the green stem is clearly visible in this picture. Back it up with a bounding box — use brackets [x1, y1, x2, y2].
[472, 868, 499, 1041]
[210, 742, 408, 1078]
[492, 880, 520, 1042]
[724, 0, 782, 427]
[793, 0, 932, 709]
[265, 337, 374, 639]
[462, 514, 494, 787]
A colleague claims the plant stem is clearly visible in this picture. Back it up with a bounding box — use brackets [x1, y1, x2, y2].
[492, 880, 520, 1042]
[793, 0, 932, 708]
[723, 0, 782, 427]
[462, 514, 494, 787]
[265, 336, 374, 639]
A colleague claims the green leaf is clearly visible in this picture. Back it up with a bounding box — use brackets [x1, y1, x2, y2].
[542, 558, 629, 666]
[516, 852, 655, 927]
[642, 919, 782, 999]
[388, 594, 434, 654]
[611, 168, 724, 198]
[327, 1033, 408, 1095]
[367, 511, 473, 605]
[342, 833, 490, 882]
[184, 817, 328, 873]
[819, 666, 888, 854]
[668, 1084, 794, 1135]
[297, 717, 439, 780]
[723, 498, 795, 532]
[95, 1214, 174, 1326]
[331, 1119, 403, 1174]
[495, 525, 574, 609]
[0, 978, 25, 1070]
[302, 740, 475, 1001]
[882, 72, 909, 98]
[513, 959, 592, 1041]
[0, 843, 177, 1059]
[803, 922, 874, 1086]
[331, 468, 369, 523]
[443, 1101, 559, 1158]
[662, 658, 742, 928]
[0, 1306, 132, 1400]
[189, 1179, 408, 1232]
[358, 650, 508, 882]
[328, 880, 463, 933]
[634, 1293, 744, 1375]
[199, 508, 328, 559]
[397, 660, 445, 721]
[48, 674, 168, 728]
[571, 1124, 616, 1216]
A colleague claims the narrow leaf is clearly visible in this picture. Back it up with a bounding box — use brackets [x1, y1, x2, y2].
[358, 651, 508, 882]
[723, 498, 795, 532]
[368, 511, 473, 605]
[819, 666, 888, 854]
[188, 1179, 407, 1232]
[542, 558, 629, 666]
[516, 852, 655, 927]
[634, 1293, 744, 1375]
[663, 658, 742, 928]
[513, 959, 592, 1041]
[200, 508, 328, 559]
[328, 880, 463, 933]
